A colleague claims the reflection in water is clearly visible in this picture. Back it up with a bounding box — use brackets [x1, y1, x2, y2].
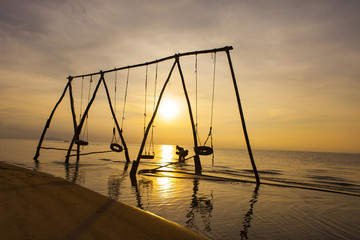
[133, 176, 143, 209]
[108, 175, 123, 200]
[33, 160, 39, 171]
[240, 185, 259, 239]
[130, 174, 153, 210]
[157, 177, 171, 197]
[107, 163, 129, 200]
[156, 172, 176, 199]
[65, 163, 81, 183]
[5, 139, 358, 240]
[152, 145, 177, 200]
[108, 162, 153, 209]
[130, 174, 143, 209]
[138, 178, 153, 209]
[186, 179, 214, 232]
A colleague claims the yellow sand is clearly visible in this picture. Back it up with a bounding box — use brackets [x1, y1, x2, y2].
[0, 162, 208, 240]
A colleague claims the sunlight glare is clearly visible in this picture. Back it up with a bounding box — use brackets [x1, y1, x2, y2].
[160, 145, 175, 164]
[158, 99, 179, 120]
[157, 176, 173, 198]
[156, 145, 176, 198]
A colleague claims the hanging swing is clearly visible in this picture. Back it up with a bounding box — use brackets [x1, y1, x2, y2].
[140, 64, 157, 159]
[194, 53, 216, 156]
[110, 127, 123, 152]
[76, 76, 90, 146]
[110, 70, 123, 153]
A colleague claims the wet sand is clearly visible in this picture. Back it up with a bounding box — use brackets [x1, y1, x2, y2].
[0, 162, 208, 240]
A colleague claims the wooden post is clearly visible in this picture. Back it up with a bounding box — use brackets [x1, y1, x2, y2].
[68, 77, 78, 134]
[102, 76, 131, 162]
[33, 81, 70, 161]
[65, 73, 104, 163]
[225, 50, 260, 185]
[67, 76, 81, 161]
[130, 60, 177, 177]
[176, 57, 202, 174]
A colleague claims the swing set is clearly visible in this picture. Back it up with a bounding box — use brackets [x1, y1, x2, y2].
[33, 46, 260, 184]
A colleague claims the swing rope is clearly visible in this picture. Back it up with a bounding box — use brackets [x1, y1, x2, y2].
[114, 69, 117, 116]
[111, 126, 118, 145]
[76, 76, 88, 147]
[143, 65, 148, 154]
[111, 70, 118, 144]
[149, 63, 158, 155]
[141, 64, 157, 158]
[203, 52, 216, 147]
[193, 53, 216, 156]
[81, 75, 92, 143]
[85, 76, 92, 142]
[210, 53, 216, 136]
[79, 76, 84, 122]
[153, 63, 158, 113]
[195, 54, 203, 146]
[110, 70, 123, 153]
[121, 69, 130, 130]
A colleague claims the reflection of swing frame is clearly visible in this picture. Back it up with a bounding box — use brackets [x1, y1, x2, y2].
[33, 46, 260, 184]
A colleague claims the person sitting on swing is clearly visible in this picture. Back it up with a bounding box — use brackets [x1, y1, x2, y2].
[176, 145, 188, 163]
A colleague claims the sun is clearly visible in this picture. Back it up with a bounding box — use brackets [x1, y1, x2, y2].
[158, 99, 179, 120]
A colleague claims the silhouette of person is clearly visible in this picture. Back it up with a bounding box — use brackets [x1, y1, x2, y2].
[176, 145, 188, 163]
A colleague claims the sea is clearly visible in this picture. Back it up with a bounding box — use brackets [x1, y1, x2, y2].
[1, 138, 359, 240]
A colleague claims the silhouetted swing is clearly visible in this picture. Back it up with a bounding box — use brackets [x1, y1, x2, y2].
[69, 72, 126, 157]
[140, 65, 157, 159]
[75, 76, 91, 146]
[194, 53, 216, 156]
[68, 75, 120, 158]
[110, 128, 123, 152]
[110, 71, 123, 153]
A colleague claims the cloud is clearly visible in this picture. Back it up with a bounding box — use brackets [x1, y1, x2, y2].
[0, 0, 359, 152]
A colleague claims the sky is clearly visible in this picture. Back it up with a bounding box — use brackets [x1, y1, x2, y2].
[0, 0, 359, 154]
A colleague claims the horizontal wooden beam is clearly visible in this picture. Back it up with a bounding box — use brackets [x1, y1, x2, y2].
[70, 46, 233, 79]
[68, 150, 113, 157]
[40, 147, 77, 152]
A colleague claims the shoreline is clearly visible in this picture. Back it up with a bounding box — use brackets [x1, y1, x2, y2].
[0, 161, 208, 240]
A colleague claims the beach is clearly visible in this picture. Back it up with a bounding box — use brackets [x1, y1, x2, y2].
[0, 161, 208, 240]
[1, 139, 360, 239]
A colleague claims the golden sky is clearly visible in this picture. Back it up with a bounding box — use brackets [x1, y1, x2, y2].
[0, 0, 359, 153]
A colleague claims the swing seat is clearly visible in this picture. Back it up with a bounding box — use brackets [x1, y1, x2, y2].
[140, 154, 155, 159]
[194, 146, 213, 156]
[75, 139, 88, 146]
[110, 143, 123, 152]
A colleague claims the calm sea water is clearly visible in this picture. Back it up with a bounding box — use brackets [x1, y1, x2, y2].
[1, 138, 359, 239]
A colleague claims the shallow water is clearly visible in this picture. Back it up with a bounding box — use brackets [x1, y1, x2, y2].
[1, 138, 360, 239]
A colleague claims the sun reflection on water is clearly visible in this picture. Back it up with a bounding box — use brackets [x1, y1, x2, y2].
[159, 145, 176, 164]
[156, 145, 177, 197]
[156, 175, 175, 198]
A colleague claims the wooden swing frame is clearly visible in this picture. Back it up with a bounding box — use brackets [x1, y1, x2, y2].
[33, 46, 260, 184]
[33, 73, 131, 163]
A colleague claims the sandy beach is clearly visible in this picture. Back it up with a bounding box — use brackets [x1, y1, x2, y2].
[0, 161, 208, 240]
